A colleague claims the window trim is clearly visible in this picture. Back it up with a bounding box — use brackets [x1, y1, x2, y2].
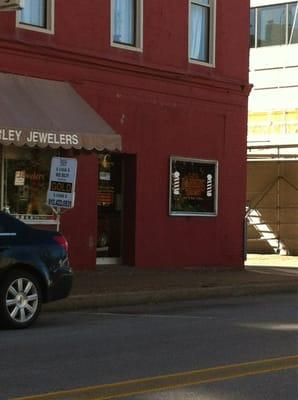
[251, 0, 296, 7]
[250, 8, 257, 48]
[188, 0, 216, 67]
[16, 0, 55, 35]
[288, 1, 298, 44]
[110, 0, 143, 52]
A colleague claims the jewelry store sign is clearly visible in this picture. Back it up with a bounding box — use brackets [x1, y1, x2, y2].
[47, 157, 77, 209]
[0, 128, 79, 147]
[169, 156, 218, 217]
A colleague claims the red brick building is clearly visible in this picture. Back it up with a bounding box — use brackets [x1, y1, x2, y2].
[0, 0, 250, 270]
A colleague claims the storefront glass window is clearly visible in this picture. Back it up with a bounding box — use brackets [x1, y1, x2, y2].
[1, 146, 57, 221]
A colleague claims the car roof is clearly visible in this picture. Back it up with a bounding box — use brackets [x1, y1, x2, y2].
[0, 211, 29, 231]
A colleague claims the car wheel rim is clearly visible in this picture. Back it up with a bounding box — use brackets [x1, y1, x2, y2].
[5, 278, 39, 323]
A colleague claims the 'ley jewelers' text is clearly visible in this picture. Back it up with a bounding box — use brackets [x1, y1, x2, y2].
[0, 128, 79, 145]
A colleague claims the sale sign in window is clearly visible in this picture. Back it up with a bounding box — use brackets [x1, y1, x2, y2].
[47, 157, 77, 209]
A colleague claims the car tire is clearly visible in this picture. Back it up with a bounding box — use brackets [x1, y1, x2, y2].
[0, 269, 42, 329]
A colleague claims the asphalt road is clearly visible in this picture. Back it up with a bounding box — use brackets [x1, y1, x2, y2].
[0, 293, 297, 400]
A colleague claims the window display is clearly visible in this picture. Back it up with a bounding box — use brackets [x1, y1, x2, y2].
[1, 146, 57, 221]
[169, 156, 218, 216]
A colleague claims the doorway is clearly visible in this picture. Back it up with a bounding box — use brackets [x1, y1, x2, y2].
[96, 153, 123, 265]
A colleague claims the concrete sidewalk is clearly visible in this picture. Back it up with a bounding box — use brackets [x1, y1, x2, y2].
[44, 260, 298, 312]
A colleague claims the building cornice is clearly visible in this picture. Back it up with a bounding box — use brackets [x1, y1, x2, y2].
[0, 38, 251, 99]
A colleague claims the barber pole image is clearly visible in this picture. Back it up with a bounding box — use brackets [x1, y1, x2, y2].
[172, 170, 180, 196]
[206, 174, 213, 197]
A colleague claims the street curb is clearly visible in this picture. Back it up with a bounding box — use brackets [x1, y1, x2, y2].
[44, 282, 298, 312]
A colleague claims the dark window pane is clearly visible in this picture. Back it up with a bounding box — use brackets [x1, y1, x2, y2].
[288, 2, 298, 44]
[257, 4, 286, 47]
[250, 8, 256, 47]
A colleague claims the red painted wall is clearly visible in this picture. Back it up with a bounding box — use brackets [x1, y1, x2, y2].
[60, 152, 98, 271]
[0, 0, 250, 270]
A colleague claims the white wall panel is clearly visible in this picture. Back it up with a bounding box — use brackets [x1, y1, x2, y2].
[250, 45, 298, 70]
[249, 87, 298, 110]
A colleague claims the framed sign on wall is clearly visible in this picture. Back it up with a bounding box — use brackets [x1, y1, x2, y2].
[169, 156, 218, 217]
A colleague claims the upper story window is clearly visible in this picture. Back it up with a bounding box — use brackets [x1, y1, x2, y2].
[250, 2, 298, 47]
[17, 0, 54, 34]
[189, 0, 216, 66]
[111, 0, 143, 51]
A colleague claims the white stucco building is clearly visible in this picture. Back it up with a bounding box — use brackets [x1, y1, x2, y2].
[247, 0, 298, 255]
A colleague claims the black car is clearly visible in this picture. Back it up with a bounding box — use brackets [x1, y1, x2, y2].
[0, 211, 73, 329]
